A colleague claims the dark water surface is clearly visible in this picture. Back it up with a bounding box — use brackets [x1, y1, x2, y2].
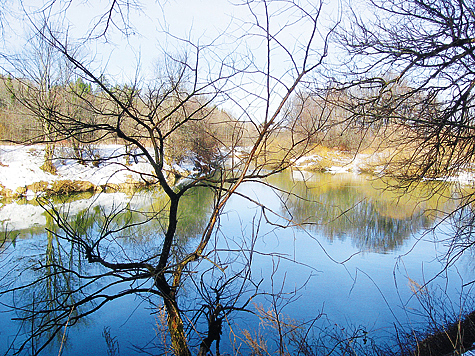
[0, 171, 473, 355]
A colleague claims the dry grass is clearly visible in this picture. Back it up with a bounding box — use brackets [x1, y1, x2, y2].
[49, 180, 96, 195]
[40, 160, 57, 175]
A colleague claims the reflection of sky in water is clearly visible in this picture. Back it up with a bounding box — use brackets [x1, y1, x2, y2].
[0, 172, 473, 354]
[220, 173, 473, 341]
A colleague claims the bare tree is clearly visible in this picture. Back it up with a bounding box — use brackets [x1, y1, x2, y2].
[332, 0, 475, 244]
[327, 1, 475, 353]
[3, 23, 74, 173]
[0, 1, 339, 355]
[333, 0, 475, 183]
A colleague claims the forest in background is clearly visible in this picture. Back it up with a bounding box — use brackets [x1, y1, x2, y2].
[0, 73, 445, 178]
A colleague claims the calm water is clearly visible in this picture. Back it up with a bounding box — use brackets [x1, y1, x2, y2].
[0, 171, 473, 355]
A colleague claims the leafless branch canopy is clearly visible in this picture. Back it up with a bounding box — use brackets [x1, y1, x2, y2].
[0, 1, 339, 355]
[333, 0, 475, 184]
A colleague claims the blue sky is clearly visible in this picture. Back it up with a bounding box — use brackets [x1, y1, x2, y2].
[63, 0, 251, 80]
[3, 0, 341, 120]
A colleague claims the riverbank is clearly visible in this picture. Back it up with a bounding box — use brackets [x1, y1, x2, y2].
[0, 144, 474, 199]
[0, 145, 196, 199]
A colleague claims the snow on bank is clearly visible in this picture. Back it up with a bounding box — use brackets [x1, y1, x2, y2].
[2, 145, 474, 194]
[435, 171, 475, 185]
[0, 145, 170, 231]
[0, 145, 158, 193]
[293, 150, 475, 185]
[292, 152, 372, 174]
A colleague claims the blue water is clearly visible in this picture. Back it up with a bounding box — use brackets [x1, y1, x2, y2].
[0, 172, 473, 355]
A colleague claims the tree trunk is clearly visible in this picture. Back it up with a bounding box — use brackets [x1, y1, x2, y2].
[41, 142, 57, 174]
[164, 297, 191, 356]
[40, 118, 57, 174]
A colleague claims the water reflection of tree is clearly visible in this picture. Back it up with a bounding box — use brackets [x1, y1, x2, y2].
[2, 186, 215, 353]
[8, 212, 84, 353]
[324, 199, 428, 253]
[269, 171, 445, 253]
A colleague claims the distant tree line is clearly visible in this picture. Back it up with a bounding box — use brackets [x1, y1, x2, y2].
[0, 74, 253, 171]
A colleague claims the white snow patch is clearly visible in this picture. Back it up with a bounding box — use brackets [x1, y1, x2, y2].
[293, 154, 322, 166]
[327, 165, 350, 174]
[438, 171, 475, 185]
[0, 146, 56, 191]
[0, 145, 158, 191]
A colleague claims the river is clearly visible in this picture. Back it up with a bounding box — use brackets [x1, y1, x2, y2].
[0, 171, 473, 355]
